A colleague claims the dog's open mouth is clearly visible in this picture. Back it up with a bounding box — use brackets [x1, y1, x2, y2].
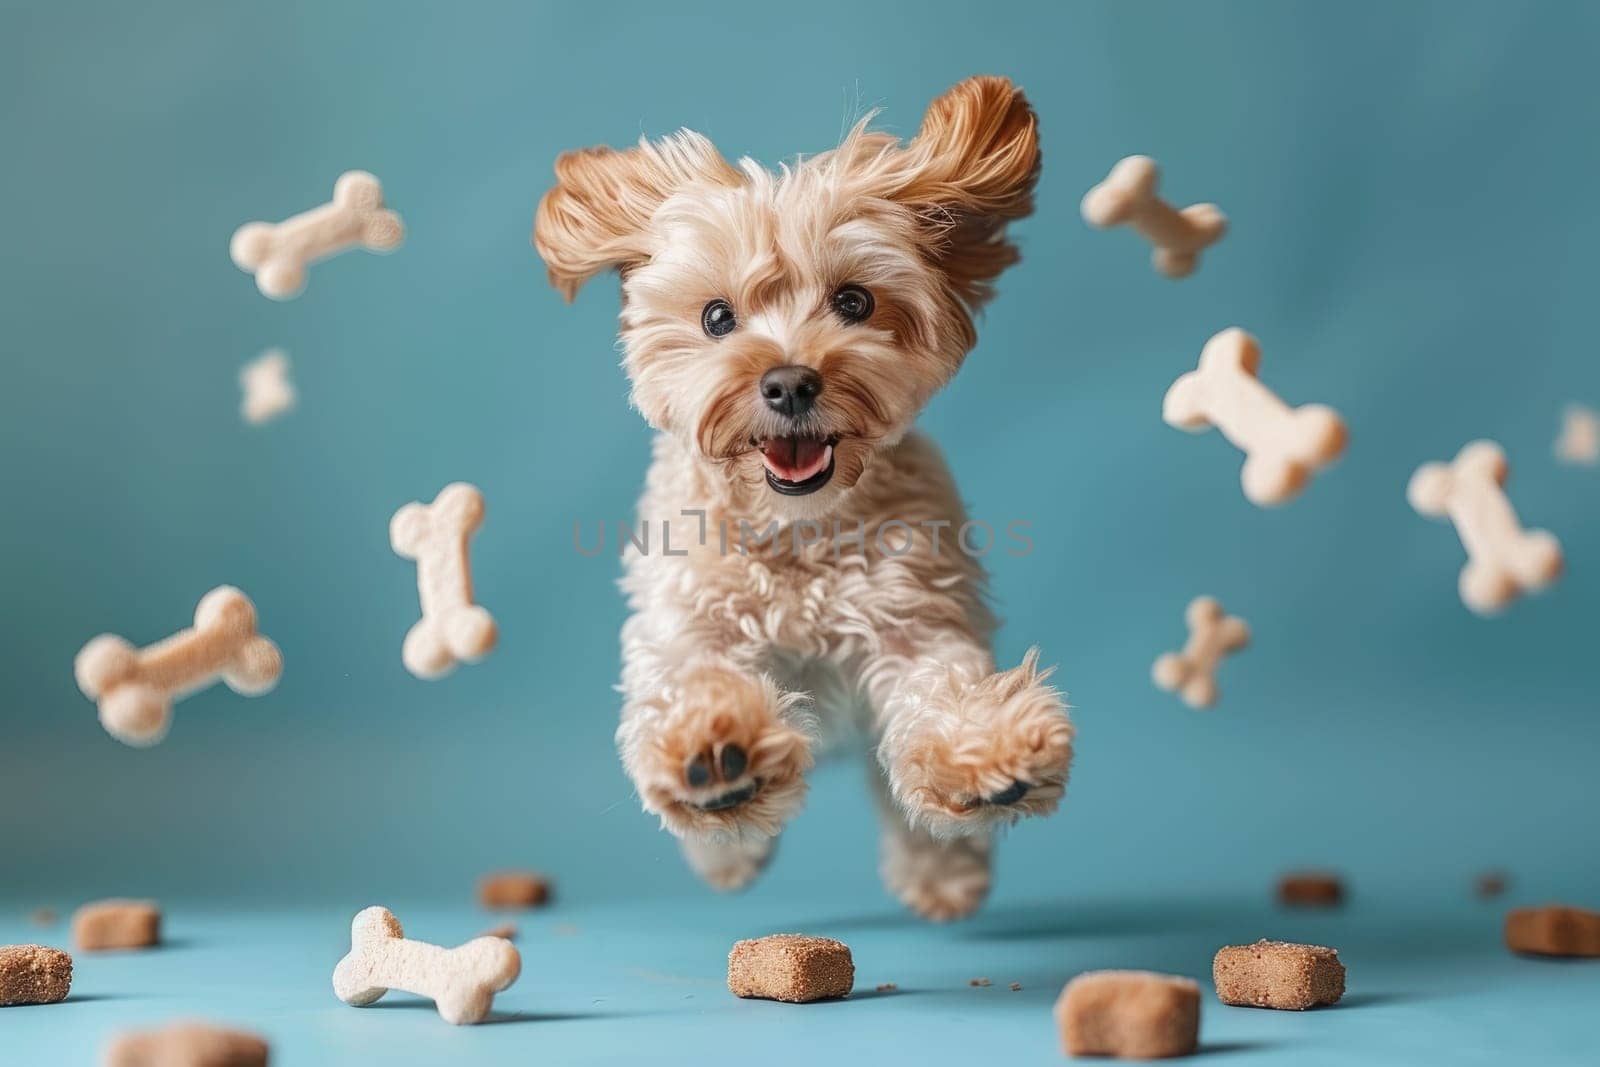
[759, 435, 836, 496]
[691, 779, 762, 812]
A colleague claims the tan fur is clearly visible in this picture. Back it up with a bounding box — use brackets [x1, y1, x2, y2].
[535, 77, 1072, 920]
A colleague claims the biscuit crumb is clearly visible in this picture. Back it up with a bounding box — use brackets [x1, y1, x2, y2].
[1475, 871, 1509, 899]
[969, 977, 991, 987]
[875, 982, 897, 993]
[29, 908, 56, 927]
[1213, 939, 1345, 1010]
[1009, 981, 1022, 991]
[727, 935, 853, 1003]
[0, 945, 72, 1006]
[480, 923, 518, 941]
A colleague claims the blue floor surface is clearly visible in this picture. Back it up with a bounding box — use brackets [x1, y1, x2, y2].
[4, 891, 1596, 1065]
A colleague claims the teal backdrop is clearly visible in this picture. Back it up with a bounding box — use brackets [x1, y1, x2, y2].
[3, 0, 1597, 917]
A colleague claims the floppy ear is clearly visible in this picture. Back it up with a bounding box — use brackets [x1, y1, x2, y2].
[869, 76, 1041, 308]
[534, 131, 739, 301]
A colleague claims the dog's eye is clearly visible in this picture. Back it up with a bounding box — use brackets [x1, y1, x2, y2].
[831, 284, 874, 323]
[702, 299, 737, 338]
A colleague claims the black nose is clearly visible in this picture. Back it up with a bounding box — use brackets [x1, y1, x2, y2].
[759, 365, 822, 418]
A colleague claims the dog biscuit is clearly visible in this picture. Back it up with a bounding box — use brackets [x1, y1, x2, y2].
[1081, 155, 1226, 278]
[73, 900, 161, 951]
[478, 871, 550, 910]
[1164, 328, 1348, 506]
[29, 908, 57, 926]
[1054, 970, 1200, 1059]
[727, 935, 853, 1003]
[74, 587, 282, 746]
[104, 1021, 269, 1067]
[0, 945, 72, 1006]
[230, 170, 404, 300]
[391, 483, 498, 679]
[333, 905, 521, 1025]
[1153, 596, 1249, 709]
[1277, 872, 1343, 908]
[1409, 440, 1564, 614]
[1555, 405, 1598, 466]
[1212, 940, 1344, 1010]
[1504, 905, 1600, 957]
[240, 349, 295, 425]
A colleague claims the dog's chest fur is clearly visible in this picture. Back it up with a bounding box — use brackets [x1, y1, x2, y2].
[621, 430, 995, 736]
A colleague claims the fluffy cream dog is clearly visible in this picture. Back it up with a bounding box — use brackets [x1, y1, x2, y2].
[535, 76, 1073, 920]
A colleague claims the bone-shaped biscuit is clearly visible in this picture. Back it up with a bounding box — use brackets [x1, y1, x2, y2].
[239, 349, 295, 425]
[74, 587, 282, 746]
[1153, 596, 1250, 709]
[1164, 328, 1348, 506]
[332, 906, 521, 1025]
[1081, 155, 1227, 278]
[1555, 405, 1599, 466]
[1408, 440, 1563, 614]
[391, 482, 497, 679]
[229, 170, 404, 300]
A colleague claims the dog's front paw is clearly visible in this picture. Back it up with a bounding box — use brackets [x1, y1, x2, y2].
[879, 649, 1073, 838]
[881, 828, 991, 922]
[620, 664, 815, 842]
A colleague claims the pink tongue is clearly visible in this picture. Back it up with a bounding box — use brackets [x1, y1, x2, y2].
[762, 437, 829, 482]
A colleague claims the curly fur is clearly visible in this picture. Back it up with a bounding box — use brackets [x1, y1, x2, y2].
[535, 76, 1072, 920]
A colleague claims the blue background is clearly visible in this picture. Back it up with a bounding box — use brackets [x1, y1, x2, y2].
[3, 1, 1597, 1063]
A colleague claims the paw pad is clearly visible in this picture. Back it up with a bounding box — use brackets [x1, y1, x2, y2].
[986, 781, 1030, 806]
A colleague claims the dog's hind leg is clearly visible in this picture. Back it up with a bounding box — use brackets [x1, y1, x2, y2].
[680, 833, 779, 892]
[871, 763, 992, 921]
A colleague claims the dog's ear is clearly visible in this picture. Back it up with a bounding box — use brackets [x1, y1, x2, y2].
[871, 76, 1041, 308]
[534, 131, 738, 301]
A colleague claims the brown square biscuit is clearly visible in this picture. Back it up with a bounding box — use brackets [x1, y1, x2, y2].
[1504, 905, 1600, 958]
[727, 934, 853, 1003]
[0, 944, 73, 1006]
[477, 871, 551, 910]
[1277, 872, 1343, 907]
[1213, 940, 1345, 1010]
[1054, 970, 1200, 1059]
[72, 900, 161, 951]
[104, 1021, 269, 1067]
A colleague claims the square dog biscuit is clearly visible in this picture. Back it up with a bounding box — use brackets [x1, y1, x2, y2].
[1277, 872, 1343, 907]
[1505, 905, 1600, 957]
[73, 900, 161, 951]
[477, 871, 551, 910]
[1054, 970, 1200, 1059]
[1213, 940, 1345, 1010]
[105, 1021, 269, 1067]
[0, 944, 73, 1006]
[728, 935, 853, 1003]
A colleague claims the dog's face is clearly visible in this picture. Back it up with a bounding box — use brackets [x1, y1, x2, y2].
[536, 76, 1039, 516]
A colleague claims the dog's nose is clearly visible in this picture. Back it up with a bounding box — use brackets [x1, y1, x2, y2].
[759, 365, 822, 418]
